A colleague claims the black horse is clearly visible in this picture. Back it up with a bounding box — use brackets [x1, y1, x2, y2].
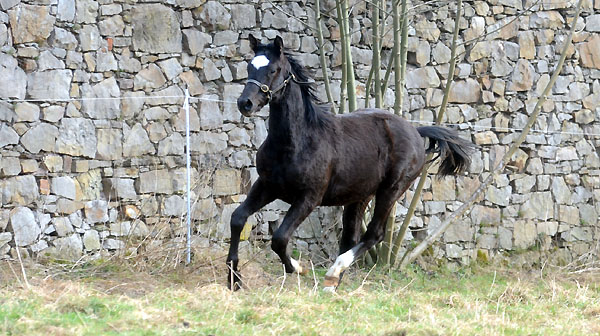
[227, 35, 474, 291]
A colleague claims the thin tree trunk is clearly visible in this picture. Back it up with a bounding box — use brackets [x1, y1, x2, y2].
[381, 44, 396, 97]
[400, 0, 583, 268]
[336, 0, 347, 114]
[391, 0, 463, 267]
[365, 65, 374, 108]
[372, 0, 382, 108]
[314, 0, 335, 112]
[341, 0, 357, 112]
[378, 0, 407, 266]
[397, 0, 409, 117]
[392, 0, 404, 116]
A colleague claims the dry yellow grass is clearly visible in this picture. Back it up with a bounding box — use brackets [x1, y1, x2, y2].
[1, 249, 599, 335]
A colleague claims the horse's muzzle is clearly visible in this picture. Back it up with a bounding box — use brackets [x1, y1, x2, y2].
[237, 97, 254, 117]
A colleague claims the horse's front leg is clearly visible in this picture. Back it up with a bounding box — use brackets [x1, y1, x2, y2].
[271, 193, 320, 275]
[227, 179, 275, 290]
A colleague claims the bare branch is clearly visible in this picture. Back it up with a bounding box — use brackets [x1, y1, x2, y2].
[314, 0, 335, 111]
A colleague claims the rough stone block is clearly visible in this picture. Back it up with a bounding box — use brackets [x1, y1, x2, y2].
[1, 157, 21, 176]
[231, 4, 255, 29]
[9, 4, 55, 43]
[579, 35, 600, 69]
[27, 69, 72, 100]
[85, 200, 109, 224]
[132, 4, 182, 53]
[445, 244, 463, 258]
[228, 127, 251, 147]
[579, 204, 597, 225]
[138, 169, 173, 194]
[477, 234, 497, 249]
[55, 118, 96, 156]
[179, 71, 204, 96]
[198, 1, 230, 30]
[191, 131, 228, 154]
[486, 185, 512, 206]
[213, 169, 241, 196]
[96, 129, 123, 160]
[21, 123, 59, 154]
[182, 29, 211, 55]
[123, 123, 155, 157]
[513, 220, 537, 249]
[83, 230, 101, 251]
[9, 207, 40, 246]
[444, 222, 474, 242]
[56, 199, 84, 215]
[405, 67, 440, 89]
[0, 54, 27, 100]
[53, 217, 74, 237]
[49, 234, 83, 261]
[157, 133, 184, 156]
[51, 176, 77, 200]
[192, 198, 218, 220]
[537, 221, 559, 236]
[3, 175, 39, 205]
[520, 191, 554, 221]
[162, 195, 185, 217]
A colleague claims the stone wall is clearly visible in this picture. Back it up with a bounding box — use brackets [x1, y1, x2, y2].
[0, 0, 599, 265]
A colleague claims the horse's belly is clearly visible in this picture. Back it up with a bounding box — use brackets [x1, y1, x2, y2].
[320, 173, 381, 206]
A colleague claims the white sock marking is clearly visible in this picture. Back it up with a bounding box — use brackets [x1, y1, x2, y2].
[251, 55, 270, 69]
[290, 258, 303, 274]
[323, 286, 336, 293]
[325, 248, 356, 279]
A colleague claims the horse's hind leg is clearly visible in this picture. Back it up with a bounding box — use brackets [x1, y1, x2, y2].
[323, 180, 412, 292]
[333, 198, 372, 284]
[227, 179, 275, 290]
[339, 198, 371, 254]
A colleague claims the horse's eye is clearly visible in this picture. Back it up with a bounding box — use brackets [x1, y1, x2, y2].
[270, 68, 277, 74]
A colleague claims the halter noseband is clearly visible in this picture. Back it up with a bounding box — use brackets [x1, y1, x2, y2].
[246, 73, 296, 102]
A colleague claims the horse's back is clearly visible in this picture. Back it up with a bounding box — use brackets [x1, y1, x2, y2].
[336, 108, 424, 155]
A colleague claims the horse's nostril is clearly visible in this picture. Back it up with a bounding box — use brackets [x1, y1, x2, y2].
[244, 100, 253, 112]
[237, 98, 253, 114]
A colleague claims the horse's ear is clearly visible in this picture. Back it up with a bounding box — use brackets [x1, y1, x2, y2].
[274, 36, 284, 53]
[248, 34, 258, 52]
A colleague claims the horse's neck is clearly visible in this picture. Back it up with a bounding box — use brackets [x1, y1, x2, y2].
[267, 84, 311, 151]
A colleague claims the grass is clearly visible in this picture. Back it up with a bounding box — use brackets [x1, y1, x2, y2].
[0, 249, 599, 336]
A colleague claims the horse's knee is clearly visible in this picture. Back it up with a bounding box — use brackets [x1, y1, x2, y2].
[230, 207, 248, 231]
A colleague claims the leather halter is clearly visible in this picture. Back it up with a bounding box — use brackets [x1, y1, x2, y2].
[246, 73, 296, 102]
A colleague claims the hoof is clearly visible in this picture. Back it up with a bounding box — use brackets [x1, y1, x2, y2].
[227, 269, 242, 291]
[323, 275, 339, 288]
[297, 262, 310, 276]
[228, 281, 242, 291]
[290, 258, 310, 276]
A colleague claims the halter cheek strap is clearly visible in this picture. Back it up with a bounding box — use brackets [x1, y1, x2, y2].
[247, 73, 295, 102]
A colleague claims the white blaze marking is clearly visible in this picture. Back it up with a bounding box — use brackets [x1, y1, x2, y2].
[323, 286, 336, 293]
[251, 55, 270, 69]
[325, 248, 356, 279]
[290, 258, 303, 274]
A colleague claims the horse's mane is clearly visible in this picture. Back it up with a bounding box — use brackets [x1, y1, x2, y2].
[285, 53, 333, 129]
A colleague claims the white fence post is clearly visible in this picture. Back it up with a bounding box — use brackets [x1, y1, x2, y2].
[184, 88, 192, 265]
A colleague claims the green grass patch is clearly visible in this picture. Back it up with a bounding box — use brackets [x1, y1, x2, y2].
[0, 255, 598, 335]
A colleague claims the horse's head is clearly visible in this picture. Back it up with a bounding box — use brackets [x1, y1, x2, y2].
[237, 35, 291, 116]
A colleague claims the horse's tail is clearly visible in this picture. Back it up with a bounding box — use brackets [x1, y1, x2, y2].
[417, 126, 475, 176]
